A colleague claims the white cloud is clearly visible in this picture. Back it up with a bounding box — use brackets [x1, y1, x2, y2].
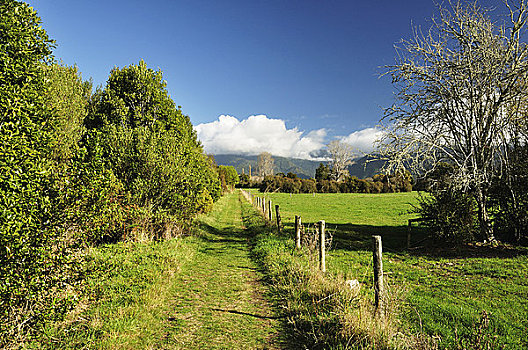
[195, 114, 383, 160]
[195, 115, 327, 160]
[340, 127, 383, 154]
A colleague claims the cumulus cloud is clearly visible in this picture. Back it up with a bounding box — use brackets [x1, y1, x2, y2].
[195, 115, 327, 160]
[195, 114, 383, 160]
[340, 127, 383, 154]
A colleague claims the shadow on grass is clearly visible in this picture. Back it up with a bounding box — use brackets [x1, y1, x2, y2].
[281, 221, 528, 259]
[211, 308, 287, 320]
[196, 222, 250, 243]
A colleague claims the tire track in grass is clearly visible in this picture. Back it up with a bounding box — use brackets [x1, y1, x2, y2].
[163, 192, 281, 349]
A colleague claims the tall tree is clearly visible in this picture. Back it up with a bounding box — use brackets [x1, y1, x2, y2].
[380, 0, 528, 241]
[327, 140, 353, 181]
[258, 152, 275, 176]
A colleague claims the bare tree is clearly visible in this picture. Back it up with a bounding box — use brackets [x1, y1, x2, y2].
[257, 152, 275, 176]
[380, 0, 528, 241]
[327, 140, 353, 181]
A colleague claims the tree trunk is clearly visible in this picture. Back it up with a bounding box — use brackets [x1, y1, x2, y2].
[476, 188, 494, 242]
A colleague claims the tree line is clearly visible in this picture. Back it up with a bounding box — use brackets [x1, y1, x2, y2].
[0, 1, 224, 344]
[238, 160, 412, 194]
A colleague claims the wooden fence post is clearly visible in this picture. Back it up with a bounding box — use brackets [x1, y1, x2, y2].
[319, 220, 326, 272]
[262, 198, 266, 215]
[268, 200, 272, 221]
[295, 215, 301, 249]
[275, 205, 282, 233]
[372, 235, 384, 314]
[407, 219, 412, 249]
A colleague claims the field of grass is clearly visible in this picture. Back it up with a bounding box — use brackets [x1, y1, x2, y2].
[248, 190, 528, 349]
[32, 193, 280, 349]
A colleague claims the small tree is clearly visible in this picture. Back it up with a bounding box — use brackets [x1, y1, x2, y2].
[327, 140, 353, 181]
[315, 163, 331, 181]
[218, 165, 239, 191]
[380, 0, 528, 241]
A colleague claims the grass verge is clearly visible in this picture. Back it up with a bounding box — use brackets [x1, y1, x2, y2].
[240, 192, 420, 349]
[28, 193, 279, 349]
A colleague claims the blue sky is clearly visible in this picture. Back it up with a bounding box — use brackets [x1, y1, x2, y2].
[27, 0, 501, 159]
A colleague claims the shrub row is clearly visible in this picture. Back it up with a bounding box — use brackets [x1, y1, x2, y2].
[239, 173, 412, 194]
[0, 1, 221, 345]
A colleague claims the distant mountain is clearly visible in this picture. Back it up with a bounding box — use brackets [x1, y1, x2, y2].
[212, 154, 387, 179]
[348, 155, 387, 179]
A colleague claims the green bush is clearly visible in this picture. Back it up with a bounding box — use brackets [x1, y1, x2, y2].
[85, 61, 221, 240]
[0, 0, 77, 343]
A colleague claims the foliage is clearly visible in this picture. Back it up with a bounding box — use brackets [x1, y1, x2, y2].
[315, 162, 331, 181]
[86, 61, 221, 241]
[416, 191, 477, 243]
[489, 144, 528, 243]
[43, 62, 91, 165]
[0, 4, 221, 345]
[0, 0, 75, 344]
[218, 165, 239, 192]
[257, 173, 412, 194]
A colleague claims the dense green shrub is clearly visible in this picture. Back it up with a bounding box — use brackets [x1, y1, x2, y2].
[490, 145, 528, 243]
[415, 190, 477, 243]
[85, 61, 221, 241]
[1, 5, 222, 344]
[414, 164, 478, 243]
[0, 0, 76, 343]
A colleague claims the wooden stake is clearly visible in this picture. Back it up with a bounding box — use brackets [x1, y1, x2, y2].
[275, 205, 282, 233]
[319, 220, 326, 272]
[407, 219, 412, 249]
[372, 235, 384, 314]
[268, 200, 272, 221]
[295, 215, 301, 249]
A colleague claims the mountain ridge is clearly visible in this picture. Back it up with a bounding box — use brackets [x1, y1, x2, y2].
[212, 154, 386, 179]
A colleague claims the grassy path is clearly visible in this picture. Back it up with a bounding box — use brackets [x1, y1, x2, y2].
[164, 192, 280, 349]
[38, 192, 280, 349]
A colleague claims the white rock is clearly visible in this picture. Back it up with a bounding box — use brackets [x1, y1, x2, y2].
[345, 279, 360, 290]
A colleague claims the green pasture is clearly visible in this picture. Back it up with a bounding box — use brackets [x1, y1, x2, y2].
[248, 190, 528, 349]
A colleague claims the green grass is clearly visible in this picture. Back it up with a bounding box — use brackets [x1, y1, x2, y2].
[240, 193, 398, 349]
[32, 193, 280, 349]
[249, 190, 528, 349]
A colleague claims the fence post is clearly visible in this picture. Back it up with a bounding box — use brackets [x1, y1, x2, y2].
[372, 235, 384, 315]
[295, 215, 301, 249]
[407, 220, 412, 249]
[275, 205, 282, 233]
[262, 198, 266, 215]
[319, 220, 326, 272]
[268, 200, 273, 221]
